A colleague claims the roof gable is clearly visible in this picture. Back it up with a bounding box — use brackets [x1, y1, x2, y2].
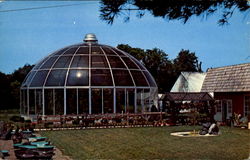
[171, 72, 206, 92]
[201, 63, 250, 92]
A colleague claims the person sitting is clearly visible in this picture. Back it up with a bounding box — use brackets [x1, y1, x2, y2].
[208, 122, 219, 135]
[199, 119, 219, 135]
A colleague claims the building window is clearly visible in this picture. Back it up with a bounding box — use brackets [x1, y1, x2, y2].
[227, 100, 232, 113]
[66, 89, 77, 115]
[216, 100, 222, 112]
[78, 89, 89, 114]
[244, 96, 250, 117]
[127, 89, 135, 113]
[103, 89, 113, 113]
[29, 89, 35, 115]
[116, 89, 125, 113]
[54, 89, 64, 115]
[35, 89, 43, 115]
[44, 89, 54, 115]
[91, 89, 102, 114]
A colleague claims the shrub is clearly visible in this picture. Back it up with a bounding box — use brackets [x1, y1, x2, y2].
[9, 116, 24, 122]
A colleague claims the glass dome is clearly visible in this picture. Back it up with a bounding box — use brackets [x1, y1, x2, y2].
[20, 34, 158, 117]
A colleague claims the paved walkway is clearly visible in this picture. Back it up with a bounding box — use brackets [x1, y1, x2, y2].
[0, 139, 15, 160]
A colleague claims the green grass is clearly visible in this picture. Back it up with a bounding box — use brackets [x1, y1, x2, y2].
[41, 126, 250, 160]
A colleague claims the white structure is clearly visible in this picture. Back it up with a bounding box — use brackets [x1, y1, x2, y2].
[171, 72, 206, 92]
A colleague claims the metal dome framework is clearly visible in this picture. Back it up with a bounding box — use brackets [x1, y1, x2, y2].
[20, 34, 158, 117]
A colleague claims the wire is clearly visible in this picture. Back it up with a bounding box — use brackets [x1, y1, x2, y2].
[0, 2, 97, 13]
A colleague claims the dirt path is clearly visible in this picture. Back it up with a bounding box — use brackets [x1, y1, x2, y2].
[0, 139, 72, 160]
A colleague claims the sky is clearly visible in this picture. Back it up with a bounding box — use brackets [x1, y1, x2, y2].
[0, 1, 249, 74]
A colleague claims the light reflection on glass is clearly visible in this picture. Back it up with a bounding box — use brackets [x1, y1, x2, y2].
[76, 72, 82, 78]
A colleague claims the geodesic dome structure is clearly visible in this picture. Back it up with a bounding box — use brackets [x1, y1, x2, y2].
[20, 34, 158, 117]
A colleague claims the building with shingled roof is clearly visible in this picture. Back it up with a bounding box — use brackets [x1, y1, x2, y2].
[201, 63, 250, 122]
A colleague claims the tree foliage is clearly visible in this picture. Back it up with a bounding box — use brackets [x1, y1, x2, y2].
[117, 44, 202, 92]
[174, 49, 202, 73]
[100, 0, 249, 25]
[0, 64, 33, 110]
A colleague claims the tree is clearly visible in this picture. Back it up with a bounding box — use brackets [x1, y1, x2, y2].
[174, 49, 202, 73]
[0, 64, 33, 110]
[100, 0, 249, 25]
[11, 64, 34, 83]
[117, 44, 145, 60]
[0, 72, 12, 109]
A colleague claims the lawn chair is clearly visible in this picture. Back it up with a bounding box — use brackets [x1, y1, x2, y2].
[0, 150, 9, 158]
[14, 145, 55, 159]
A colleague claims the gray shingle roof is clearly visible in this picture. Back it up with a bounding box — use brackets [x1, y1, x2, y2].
[161, 92, 213, 101]
[201, 63, 250, 92]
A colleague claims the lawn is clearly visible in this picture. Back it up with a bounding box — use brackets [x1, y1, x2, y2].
[41, 126, 250, 160]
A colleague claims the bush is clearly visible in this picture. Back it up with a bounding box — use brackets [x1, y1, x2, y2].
[44, 122, 53, 128]
[9, 116, 24, 122]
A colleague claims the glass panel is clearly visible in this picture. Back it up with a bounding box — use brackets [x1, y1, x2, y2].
[129, 56, 146, 70]
[116, 89, 125, 113]
[21, 90, 27, 115]
[216, 101, 222, 112]
[127, 89, 135, 113]
[91, 69, 113, 86]
[111, 48, 126, 56]
[103, 89, 113, 113]
[91, 89, 102, 114]
[144, 89, 151, 112]
[45, 69, 67, 86]
[29, 89, 35, 115]
[121, 57, 138, 69]
[136, 89, 144, 113]
[227, 100, 232, 113]
[55, 89, 64, 115]
[66, 89, 77, 115]
[143, 71, 157, 87]
[101, 47, 117, 55]
[63, 47, 78, 55]
[30, 70, 48, 87]
[40, 57, 58, 69]
[24, 90, 28, 114]
[67, 69, 89, 86]
[71, 56, 89, 68]
[150, 88, 158, 112]
[20, 90, 24, 114]
[107, 56, 126, 68]
[44, 89, 53, 115]
[78, 89, 89, 114]
[112, 69, 134, 86]
[130, 70, 148, 86]
[245, 96, 250, 117]
[22, 71, 36, 87]
[33, 57, 49, 70]
[76, 47, 89, 55]
[91, 46, 103, 55]
[91, 56, 109, 68]
[53, 56, 72, 68]
[22, 72, 31, 87]
[35, 89, 43, 115]
[55, 47, 70, 55]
